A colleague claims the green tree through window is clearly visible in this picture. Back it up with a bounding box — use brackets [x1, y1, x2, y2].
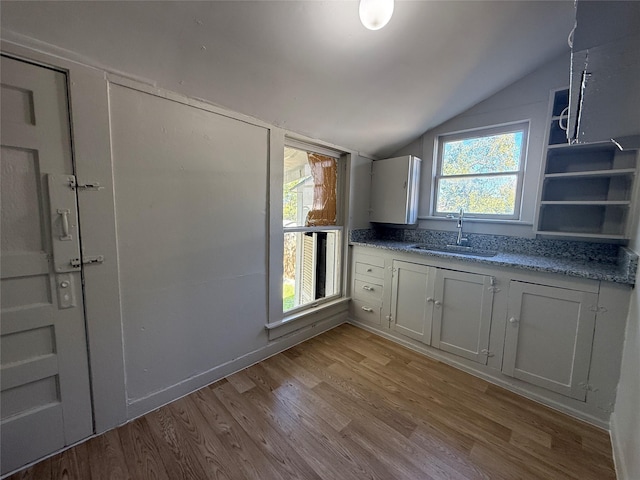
[435, 124, 527, 218]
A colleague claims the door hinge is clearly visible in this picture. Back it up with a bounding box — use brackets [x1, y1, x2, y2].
[589, 305, 608, 313]
[481, 349, 495, 357]
[70, 255, 105, 268]
[68, 177, 104, 191]
[578, 382, 598, 392]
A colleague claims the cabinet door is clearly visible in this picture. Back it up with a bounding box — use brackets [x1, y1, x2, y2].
[503, 281, 597, 401]
[390, 261, 434, 343]
[431, 270, 494, 364]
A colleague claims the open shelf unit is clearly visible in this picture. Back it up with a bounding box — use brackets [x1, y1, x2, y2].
[535, 88, 638, 239]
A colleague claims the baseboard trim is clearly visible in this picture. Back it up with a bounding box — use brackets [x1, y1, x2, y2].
[126, 313, 346, 420]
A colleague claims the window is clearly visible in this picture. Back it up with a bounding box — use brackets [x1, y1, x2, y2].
[283, 145, 342, 313]
[434, 123, 528, 219]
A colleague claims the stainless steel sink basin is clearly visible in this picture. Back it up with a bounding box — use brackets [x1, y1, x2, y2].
[411, 244, 498, 257]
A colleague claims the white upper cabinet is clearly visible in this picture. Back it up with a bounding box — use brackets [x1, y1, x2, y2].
[369, 156, 421, 225]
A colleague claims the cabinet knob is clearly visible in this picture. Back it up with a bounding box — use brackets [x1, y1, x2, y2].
[361, 306, 374, 313]
[434, 300, 442, 307]
[509, 317, 519, 324]
[427, 297, 434, 303]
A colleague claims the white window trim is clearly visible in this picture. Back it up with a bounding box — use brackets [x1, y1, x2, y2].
[268, 132, 350, 329]
[432, 121, 529, 221]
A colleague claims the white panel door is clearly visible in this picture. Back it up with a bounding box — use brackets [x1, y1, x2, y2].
[502, 281, 597, 401]
[431, 269, 494, 364]
[1, 55, 93, 475]
[390, 260, 434, 343]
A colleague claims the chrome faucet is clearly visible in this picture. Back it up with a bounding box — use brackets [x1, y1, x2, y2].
[447, 208, 468, 246]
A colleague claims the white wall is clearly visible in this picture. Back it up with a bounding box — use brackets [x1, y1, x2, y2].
[348, 154, 375, 230]
[109, 84, 270, 405]
[394, 53, 571, 237]
[612, 195, 640, 480]
[1, 41, 352, 430]
[613, 283, 640, 479]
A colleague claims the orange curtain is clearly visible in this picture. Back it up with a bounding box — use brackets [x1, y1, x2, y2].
[305, 153, 337, 227]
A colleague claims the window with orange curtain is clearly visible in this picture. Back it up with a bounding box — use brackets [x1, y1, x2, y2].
[283, 145, 342, 313]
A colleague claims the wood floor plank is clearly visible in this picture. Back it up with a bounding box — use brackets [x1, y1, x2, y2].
[293, 347, 419, 437]
[72, 438, 93, 479]
[242, 381, 391, 480]
[8, 323, 617, 480]
[226, 370, 257, 394]
[191, 386, 288, 480]
[256, 358, 352, 432]
[118, 416, 170, 480]
[6, 456, 52, 480]
[320, 329, 392, 366]
[167, 396, 247, 480]
[145, 407, 209, 479]
[409, 426, 491, 480]
[50, 447, 81, 480]
[85, 429, 131, 480]
[212, 380, 324, 480]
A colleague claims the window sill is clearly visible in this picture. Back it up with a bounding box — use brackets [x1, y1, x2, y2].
[419, 216, 533, 226]
[265, 297, 350, 340]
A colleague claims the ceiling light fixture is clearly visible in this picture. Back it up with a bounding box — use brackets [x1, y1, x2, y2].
[359, 0, 394, 30]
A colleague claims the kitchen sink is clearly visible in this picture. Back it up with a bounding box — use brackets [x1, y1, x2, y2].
[411, 244, 498, 257]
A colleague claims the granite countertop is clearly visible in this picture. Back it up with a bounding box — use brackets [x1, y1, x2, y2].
[350, 239, 638, 285]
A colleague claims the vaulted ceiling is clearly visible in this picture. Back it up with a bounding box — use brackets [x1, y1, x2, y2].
[1, 1, 576, 157]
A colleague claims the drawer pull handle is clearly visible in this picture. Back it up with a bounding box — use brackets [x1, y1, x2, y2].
[361, 306, 374, 313]
[366, 268, 373, 272]
[362, 285, 374, 291]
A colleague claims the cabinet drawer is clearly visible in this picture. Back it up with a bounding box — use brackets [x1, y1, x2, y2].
[355, 261, 385, 279]
[354, 278, 384, 302]
[350, 299, 382, 326]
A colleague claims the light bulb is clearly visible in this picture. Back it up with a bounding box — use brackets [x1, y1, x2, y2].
[359, 0, 394, 30]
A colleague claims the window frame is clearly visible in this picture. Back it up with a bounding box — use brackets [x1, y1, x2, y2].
[279, 139, 346, 318]
[432, 122, 529, 221]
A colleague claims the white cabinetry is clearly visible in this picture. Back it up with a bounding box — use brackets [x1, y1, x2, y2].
[536, 88, 639, 239]
[350, 251, 386, 326]
[502, 281, 598, 401]
[348, 245, 631, 426]
[388, 260, 494, 364]
[390, 261, 434, 344]
[431, 269, 494, 364]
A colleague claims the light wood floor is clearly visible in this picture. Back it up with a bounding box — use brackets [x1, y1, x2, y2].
[8, 324, 617, 480]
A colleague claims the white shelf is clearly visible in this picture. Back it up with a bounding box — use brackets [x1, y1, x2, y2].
[536, 231, 628, 240]
[535, 87, 638, 239]
[540, 200, 631, 206]
[546, 141, 613, 151]
[544, 168, 636, 179]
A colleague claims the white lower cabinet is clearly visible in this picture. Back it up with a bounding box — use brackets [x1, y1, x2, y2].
[390, 261, 435, 344]
[389, 260, 494, 364]
[502, 281, 598, 401]
[431, 269, 495, 365]
[349, 245, 631, 425]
